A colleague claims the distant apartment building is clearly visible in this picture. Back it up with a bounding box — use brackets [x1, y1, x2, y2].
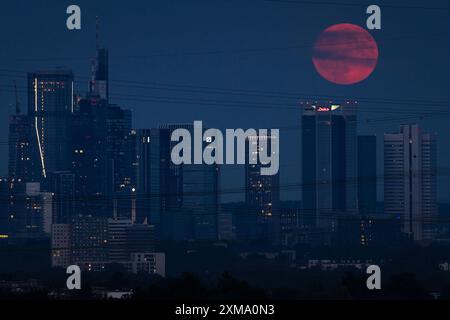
[108, 218, 133, 262]
[0, 180, 50, 240]
[51, 217, 161, 275]
[51, 224, 72, 268]
[70, 215, 109, 271]
[127, 252, 166, 277]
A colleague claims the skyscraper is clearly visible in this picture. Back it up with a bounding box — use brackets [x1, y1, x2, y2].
[69, 97, 134, 219]
[28, 69, 74, 180]
[244, 133, 280, 244]
[134, 129, 152, 224]
[132, 128, 166, 235]
[8, 114, 33, 181]
[69, 98, 109, 217]
[106, 105, 133, 194]
[183, 162, 219, 240]
[157, 124, 219, 241]
[358, 135, 377, 215]
[90, 17, 109, 102]
[384, 124, 437, 242]
[301, 102, 358, 231]
[48, 171, 75, 224]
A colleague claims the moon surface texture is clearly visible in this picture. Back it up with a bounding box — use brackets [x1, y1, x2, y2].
[312, 23, 379, 85]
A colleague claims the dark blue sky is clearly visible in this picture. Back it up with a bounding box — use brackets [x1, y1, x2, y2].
[1, 0, 450, 202]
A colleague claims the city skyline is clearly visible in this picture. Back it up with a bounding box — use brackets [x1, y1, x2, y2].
[1, 0, 450, 204]
[2, 1, 450, 306]
[2, 42, 439, 245]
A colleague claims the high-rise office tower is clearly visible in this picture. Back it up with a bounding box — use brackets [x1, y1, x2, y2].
[159, 125, 189, 214]
[8, 114, 33, 181]
[135, 129, 152, 189]
[158, 124, 219, 241]
[106, 106, 135, 223]
[100, 127, 161, 236]
[28, 69, 74, 180]
[183, 162, 219, 240]
[134, 129, 152, 224]
[69, 98, 109, 217]
[384, 124, 437, 242]
[69, 97, 118, 217]
[133, 128, 164, 231]
[244, 133, 280, 244]
[357, 135, 377, 215]
[106, 105, 133, 193]
[67, 23, 113, 217]
[301, 102, 358, 231]
[69, 97, 134, 218]
[90, 17, 109, 102]
[48, 171, 75, 224]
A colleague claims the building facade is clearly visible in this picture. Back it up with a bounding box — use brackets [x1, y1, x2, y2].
[357, 135, 377, 215]
[8, 114, 33, 181]
[244, 133, 280, 244]
[384, 124, 437, 242]
[301, 102, 358, 232]
[27, 69, 74, 180]
[158, 124, 219, 241]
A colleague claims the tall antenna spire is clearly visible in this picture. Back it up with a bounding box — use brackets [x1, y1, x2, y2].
[90, 15, 109, 102]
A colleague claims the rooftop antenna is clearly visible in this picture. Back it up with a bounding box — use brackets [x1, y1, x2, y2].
[91, 16, 100, 95]
[13, 80, 20, 114]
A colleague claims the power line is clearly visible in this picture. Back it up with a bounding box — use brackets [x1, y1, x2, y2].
[3, 69, 450, 114]
[4, 80, 450, 118]
[0, 164, 444, 204]
[247, 0, 450, 11]
[0, 31, 447, 62]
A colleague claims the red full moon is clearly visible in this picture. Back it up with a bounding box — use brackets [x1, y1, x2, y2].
[312, 23, 379, 85]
